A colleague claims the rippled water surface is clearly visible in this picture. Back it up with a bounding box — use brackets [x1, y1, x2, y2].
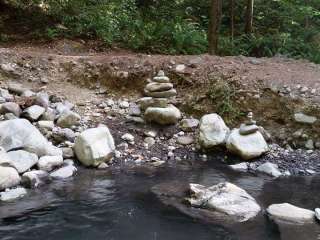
[0, 162, 319, 240]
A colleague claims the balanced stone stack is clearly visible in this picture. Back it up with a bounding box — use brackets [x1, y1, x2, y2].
[138, 70, 181, 125]
[226, 112, 269, 160]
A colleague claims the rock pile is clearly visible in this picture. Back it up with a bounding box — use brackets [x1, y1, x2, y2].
[0, 84, 115, 201]
[137, 70, 181, 125]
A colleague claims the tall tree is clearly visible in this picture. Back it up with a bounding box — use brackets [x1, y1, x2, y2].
[244, 0, 254, 34]
[208, 0, 222, 55]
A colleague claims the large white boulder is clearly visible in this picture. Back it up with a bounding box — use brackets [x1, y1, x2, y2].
[0, 166, 21, 191]
[144, 105, 181, 125]
[0, 119, 62, 157]
[186, 182, 261, 222]
[199, 113, 230, 148]
[7, 150, 38, 173]
[267, 203, 315, 224]
[226, 129, 269, 160]
[74, 126, 115, 167]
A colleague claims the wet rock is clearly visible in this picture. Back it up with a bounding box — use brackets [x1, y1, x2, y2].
[37, 155, 63, 172]
[21, 170, 50, 188]
[0, 166, 21, 191]
[0, 187, 27, 201]
[7, 150, 38, 174]
[50, 165, 77, 179]
[267, 203, 315, 224]
[0, 119, 62, 156]
[57, 110, 81, 128]
[226, 129, 269, 160]
[74, 126, 115, 167]
[294, 113, 317, 124]
[199, 113, 230, 148]
[0, 102, 22, 117]
[144, 104, 181, 125]
[23, 105, 45, 121]
[180, 118, 199, 132]
[186, 182, 261, 222]
[256, 162, 282, 177]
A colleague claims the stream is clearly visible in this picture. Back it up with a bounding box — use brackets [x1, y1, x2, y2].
[0, 160, 319, 240]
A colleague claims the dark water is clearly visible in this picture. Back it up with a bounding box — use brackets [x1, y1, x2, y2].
[0, 162, 319, 240]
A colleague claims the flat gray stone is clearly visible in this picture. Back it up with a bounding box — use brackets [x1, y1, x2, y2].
[294, 113, 317, 124]
[145, 82, 173, 92]
[144, 89, 177, 98]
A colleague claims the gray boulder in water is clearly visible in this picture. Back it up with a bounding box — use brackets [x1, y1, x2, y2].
[186, 182, 261, 222]
[0, 119, 62, 157]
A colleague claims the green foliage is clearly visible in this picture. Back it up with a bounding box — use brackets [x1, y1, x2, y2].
[2, 0, 320, 63]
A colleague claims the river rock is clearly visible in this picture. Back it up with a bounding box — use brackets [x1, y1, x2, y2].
[21, 170, 50, 188]
[0, 166, 21, 191]
[199, 113, 230, 148]
[180, 118, 199, 132]
[38, 121, 54, 130]
[0, 88, 13, 101]
[229, 162, 249, 172]
[144, 104, 181, 125]
[226, 129, 269, 160]
[186, 182, 261, 222]
[0, 102, 21, 117]
[256, 162, 282, 177]
[57, 110, 81, 128]
[23, 105, 45, 121]
[41, 108, 57, 121]
[138, 97, 168, 110]
[0, 147, 12, 166]
[35, 92, 50, 108]
[50, 165, 77, 179]
[177, 135, 194, 145]
[37, 155, 63, 172]
[0, 187, 27, 201]
[145, 82, 173, 92]
[62, 147, 74, 159]
[144, 89, 177, 98]
[294, 113, 317, 124]
[267, 203, 315, 224]
[7, 150, 38, 174]
[0, 119, 62, 156]
[74, 126, 115, 167]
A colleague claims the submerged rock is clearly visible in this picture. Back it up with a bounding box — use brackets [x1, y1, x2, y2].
[226, 129, 269, 160]
[74, 126, 115, 167]
[267, 203, 315, 224]
[0, 187, 27, 201]
[199, 113, 230, 148]
[186, 182, 261, 222]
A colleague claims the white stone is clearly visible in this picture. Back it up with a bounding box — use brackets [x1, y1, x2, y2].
[23, 105, 45, 121]
[0, 166, 21, 191]
[294, 113, 317, 124]
[175, 64, 186, 72]
[315, 208, 320, 221]
[37, 155, 63, 172]
[50, 165, 77, 179]
[257, 162, 282, 177]
[38, 121, 54, 130]
[229, 162, 249, 171]
[121, 133, 135, 142]
[267, 203, 315, 224]
[0, 147, 12, 166]
[74, 126, 115, 167]
[144, 104, 181, 125]
[0, 187, 27, 201]
[186, 182, 261, 222]
[226, 129, 269, 160]
[0, 119, 62, 157]
[199, 113, 230, 148]
[7, 150, 38, 173]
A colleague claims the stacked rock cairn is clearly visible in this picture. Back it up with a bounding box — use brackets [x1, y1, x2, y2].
[239, 112, 259, 135]
[137, 70, 181, 125]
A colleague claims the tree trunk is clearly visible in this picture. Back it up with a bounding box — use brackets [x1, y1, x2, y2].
[245, 0, 254, 34]
[230, 0, 235, 41]
[208, 0, 222, 55]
